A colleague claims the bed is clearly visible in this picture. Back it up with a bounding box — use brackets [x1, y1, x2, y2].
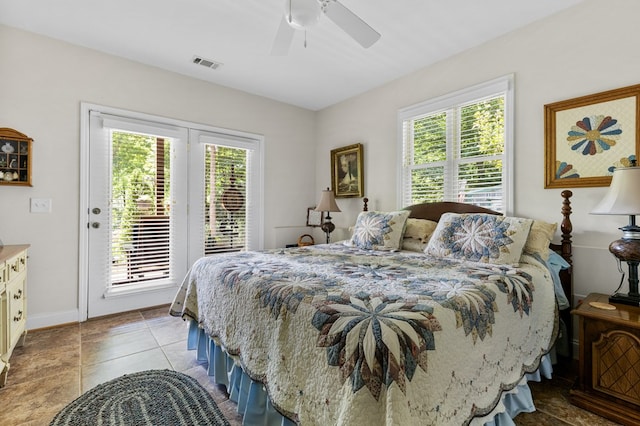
[170, 190, 573, 425]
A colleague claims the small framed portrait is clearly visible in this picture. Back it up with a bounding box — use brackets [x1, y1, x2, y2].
[331, 143, 364, 198]
[544, 84, 640, 188]
[306, 207, 323, 227]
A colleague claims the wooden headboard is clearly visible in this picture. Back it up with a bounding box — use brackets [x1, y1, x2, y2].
[362, 190, 574, 358]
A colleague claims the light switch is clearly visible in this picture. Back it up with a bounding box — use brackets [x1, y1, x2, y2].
[30, 198, 52, 213]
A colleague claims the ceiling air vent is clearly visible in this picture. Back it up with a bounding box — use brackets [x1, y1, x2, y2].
[192, 56, 223, 70]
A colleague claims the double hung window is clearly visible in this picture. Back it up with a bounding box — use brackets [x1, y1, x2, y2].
[398, 75, 513, 213]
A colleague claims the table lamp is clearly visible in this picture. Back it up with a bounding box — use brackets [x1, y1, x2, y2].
[315, 187, 341, 243]
[591, 165, 640, 306]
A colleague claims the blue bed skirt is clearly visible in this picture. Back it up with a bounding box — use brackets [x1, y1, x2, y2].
[187, 320, 553, 426]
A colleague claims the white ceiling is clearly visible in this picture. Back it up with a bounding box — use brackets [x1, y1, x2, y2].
[0, 0, 583, 111]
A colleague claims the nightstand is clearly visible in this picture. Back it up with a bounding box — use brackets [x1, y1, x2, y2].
[569, 293, 640, 425]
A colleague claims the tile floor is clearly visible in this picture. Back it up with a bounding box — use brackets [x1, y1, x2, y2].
[0, 305, 619, 426]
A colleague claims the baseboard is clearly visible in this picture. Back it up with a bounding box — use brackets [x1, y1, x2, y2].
[26, 309, 80, 331]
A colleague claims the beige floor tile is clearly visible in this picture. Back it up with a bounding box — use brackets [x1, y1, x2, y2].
[140, 304, 172, 320]
[81, 347, 171, 392]
[80, 310, 147, 338]
[0, 368, 79, 425]
[148, 315, 190, 346]
[81, 328, 159, 365]
[162, 340, 206, 372]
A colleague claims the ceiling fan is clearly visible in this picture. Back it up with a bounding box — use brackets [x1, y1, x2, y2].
[271, 0, 381, 55]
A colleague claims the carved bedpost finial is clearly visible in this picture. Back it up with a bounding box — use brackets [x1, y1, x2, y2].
[560, 190, 573, 267]
[363, 197, 369, 212]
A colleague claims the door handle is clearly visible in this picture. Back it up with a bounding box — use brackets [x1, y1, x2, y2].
[92, 207, 101, 215]
[91, 222, 100, 229]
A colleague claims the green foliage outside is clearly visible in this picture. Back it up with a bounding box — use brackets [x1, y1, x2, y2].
[111, 131, 170, 261]
[409, 96, 504, 206]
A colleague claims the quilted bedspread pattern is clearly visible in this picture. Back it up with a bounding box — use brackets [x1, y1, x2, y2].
[170, 244, 557, 425]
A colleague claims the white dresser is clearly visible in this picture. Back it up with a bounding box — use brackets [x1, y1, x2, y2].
[0, 244, 28, 387]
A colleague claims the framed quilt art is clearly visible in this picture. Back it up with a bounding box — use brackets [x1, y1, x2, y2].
[544, 84, 640, 188]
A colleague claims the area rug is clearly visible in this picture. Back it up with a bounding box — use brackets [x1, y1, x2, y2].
[50, 369, 231, 426]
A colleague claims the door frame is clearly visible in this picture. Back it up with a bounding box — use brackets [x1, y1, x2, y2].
[78, 103, 264, 322]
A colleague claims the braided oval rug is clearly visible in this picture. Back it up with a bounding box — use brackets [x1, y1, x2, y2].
[50, 370, 230, 426]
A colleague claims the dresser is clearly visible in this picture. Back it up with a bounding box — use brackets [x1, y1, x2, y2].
[0, 244, 28, 387]
[570, 293, 640, 425]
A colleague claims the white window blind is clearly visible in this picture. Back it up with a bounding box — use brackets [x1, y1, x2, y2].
[109, 130, 174, 285]
[398, 75, 513, 213]
[189, 130, 262, 260]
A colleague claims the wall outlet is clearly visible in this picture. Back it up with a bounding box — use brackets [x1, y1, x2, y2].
[30, 198, 52, 213]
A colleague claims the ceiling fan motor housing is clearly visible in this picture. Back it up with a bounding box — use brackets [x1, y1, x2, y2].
[286, 0, 322, 30]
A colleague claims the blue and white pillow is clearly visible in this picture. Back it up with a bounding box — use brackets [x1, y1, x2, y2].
[350, 210, 410, 251]
[425, 213, 533, 265]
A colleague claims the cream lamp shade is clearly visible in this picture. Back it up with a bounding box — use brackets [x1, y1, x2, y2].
[315, 188, 341, 213]
[592, 166, 640, 217]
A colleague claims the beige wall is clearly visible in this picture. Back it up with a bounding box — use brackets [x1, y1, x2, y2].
[0, 25, 317, 328]
[315, 0, 640, 304]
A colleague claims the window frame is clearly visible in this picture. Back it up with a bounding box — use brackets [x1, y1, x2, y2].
[397, 75, 514, 215]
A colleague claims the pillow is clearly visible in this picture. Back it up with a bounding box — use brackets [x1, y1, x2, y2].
[401, 238, 428, 252]
[350, 210, 410, 251]
[402, 218, 438, 252]
[403, 218, 438, 243]
[523, 220, 557, 260]
[425, 213, 533, 265]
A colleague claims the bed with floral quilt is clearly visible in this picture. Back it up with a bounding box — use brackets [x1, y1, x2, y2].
[170, 192, 573, 426]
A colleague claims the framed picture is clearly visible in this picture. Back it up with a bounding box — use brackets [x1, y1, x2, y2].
[331, 143, 364, 198]
[544, 84, 640, 188]
[306, 207, 323, 227]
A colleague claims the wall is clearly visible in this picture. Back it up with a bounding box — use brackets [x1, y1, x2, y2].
[315, 0, 640, 304]
[0, 25, 317, 328]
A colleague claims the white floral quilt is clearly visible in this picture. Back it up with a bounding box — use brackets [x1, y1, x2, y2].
[170, 243, 558, 425]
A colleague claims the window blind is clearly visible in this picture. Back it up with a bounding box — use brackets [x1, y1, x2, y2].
[399, 76, 513, 213]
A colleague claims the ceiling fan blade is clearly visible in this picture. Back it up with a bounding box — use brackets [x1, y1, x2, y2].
[271, 15, 295, 56]
[323, 1, 380, 48]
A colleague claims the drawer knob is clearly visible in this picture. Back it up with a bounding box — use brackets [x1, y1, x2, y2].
[13, 289, 22, 299]
[13, 310, 23, 322]
[11, 264, 17, 272]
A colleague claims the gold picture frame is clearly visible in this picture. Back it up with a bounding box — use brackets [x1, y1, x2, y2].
[544, 84, 640, 188]
[331, 143, 364, 198]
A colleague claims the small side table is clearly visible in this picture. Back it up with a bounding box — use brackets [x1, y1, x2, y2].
[570, 293, 640, 425]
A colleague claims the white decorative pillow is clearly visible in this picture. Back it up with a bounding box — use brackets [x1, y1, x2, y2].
[402, 218, 438, 251]
[401, 238, 428, 252]
[404, 218, 438, 243]
[425, 213, 533, 265]
[523, 220, 557, 260]
[350, 210, 410, 251]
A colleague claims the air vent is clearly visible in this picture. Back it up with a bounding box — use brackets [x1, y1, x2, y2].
[192, 56, 223, 70]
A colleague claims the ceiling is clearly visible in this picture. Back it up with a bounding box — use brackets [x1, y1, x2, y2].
[0, 0, 583, 111]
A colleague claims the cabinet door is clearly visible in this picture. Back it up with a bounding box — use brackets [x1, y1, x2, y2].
[0, 289, 6, 358]
[7, 272, 26, 348]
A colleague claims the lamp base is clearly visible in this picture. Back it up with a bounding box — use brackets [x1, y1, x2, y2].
[609, 292, 640, 307]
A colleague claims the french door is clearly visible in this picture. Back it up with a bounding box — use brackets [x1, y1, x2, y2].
[85, 111, 189, 318]
[80, 104, 263, 320]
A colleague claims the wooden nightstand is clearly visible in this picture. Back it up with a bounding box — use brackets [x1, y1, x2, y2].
[570, 293, 640, 425]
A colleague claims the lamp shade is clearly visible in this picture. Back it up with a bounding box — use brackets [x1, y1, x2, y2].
[591, 167, 640, 215]
[315, 188, 341, 212]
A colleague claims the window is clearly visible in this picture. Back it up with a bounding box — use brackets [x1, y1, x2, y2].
[398, 75, 513, 214]
[188, 130, 262, 264]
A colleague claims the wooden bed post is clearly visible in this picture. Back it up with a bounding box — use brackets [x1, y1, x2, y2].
[560, 190, 573, 268]
[363, 197, 368, 212]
